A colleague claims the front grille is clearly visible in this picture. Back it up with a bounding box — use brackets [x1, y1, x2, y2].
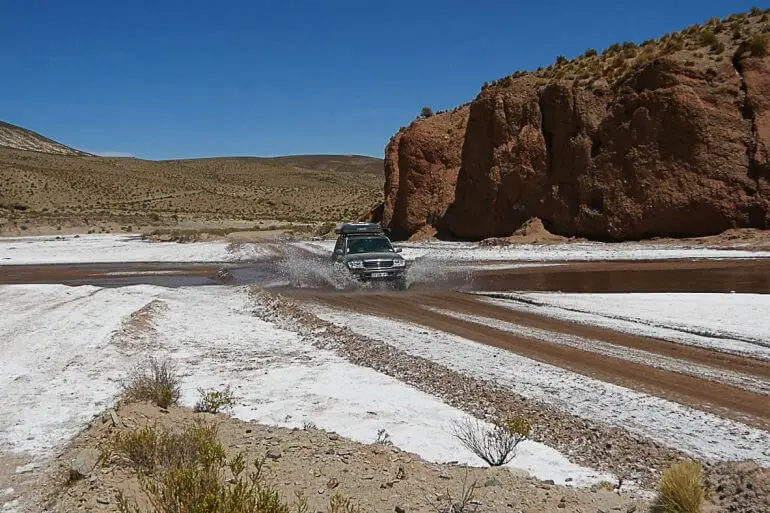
[363, 259, 394, 269]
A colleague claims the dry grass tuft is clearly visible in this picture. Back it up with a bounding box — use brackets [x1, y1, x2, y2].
[654, 460, 705, 513]
[111, 419, 224, 474]
[113, 421, 291, 513]
[122, 357, 181, 409]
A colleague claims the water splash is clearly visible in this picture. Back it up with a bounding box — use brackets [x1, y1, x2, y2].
[275, 244, 359, 290]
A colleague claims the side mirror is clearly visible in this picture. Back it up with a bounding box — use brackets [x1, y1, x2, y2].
[394, 247, 402, 253]
[333, 249, 342, 255]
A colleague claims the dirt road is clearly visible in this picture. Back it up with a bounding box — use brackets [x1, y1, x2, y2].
[3, 255, 769, 433]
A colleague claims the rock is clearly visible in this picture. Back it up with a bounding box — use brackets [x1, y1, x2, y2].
[558, 503, 567, 509]
[266, 447, 282, 460]
[627, 505, 637, 513]
[384, 56, 770, 240]
[107, 408, 123, 428]
[69, 448, 99, 480]
[395, 507, 406, 513]
[96, 497, 109, 505]
[383, 109, 469, 239]
[327, 478, 339, 489]
[484, 477, 503, 487]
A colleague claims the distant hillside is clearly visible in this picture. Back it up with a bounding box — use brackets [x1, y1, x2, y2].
[0, 121, 88, 156]
[0, 122, 384, 234]
[384, 7, 770, 241]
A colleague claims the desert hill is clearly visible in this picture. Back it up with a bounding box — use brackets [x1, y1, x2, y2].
[0, 121, 88, 156]
[384, 8, 770, 241]
[0, 123, 383, 236]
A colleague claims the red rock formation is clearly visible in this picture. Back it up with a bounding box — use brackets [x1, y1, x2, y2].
[384, 54, 770, 240]
[382, 110, 468, 239]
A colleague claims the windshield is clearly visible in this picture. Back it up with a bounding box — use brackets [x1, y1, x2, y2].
[346, 237, 394, 254]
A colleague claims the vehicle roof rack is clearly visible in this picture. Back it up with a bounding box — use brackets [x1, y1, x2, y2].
[334, 222, 384, 235]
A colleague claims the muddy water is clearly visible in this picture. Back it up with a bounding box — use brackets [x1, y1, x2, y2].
[1, 257, 770, 293]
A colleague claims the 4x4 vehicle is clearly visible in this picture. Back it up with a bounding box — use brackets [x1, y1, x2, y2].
[331, 222, 407, 288]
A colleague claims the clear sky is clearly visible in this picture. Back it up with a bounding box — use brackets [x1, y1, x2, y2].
[0, 1, 763, 160]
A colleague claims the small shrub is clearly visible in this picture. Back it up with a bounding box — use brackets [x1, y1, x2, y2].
[328, 494, 361, 513]
[122, 357, 181, 408]
[622, 41, 638, 50]
[111, 419, 224, 474]
[710, 40, 725, 54]
[452, 416, 530, 467]
[420, 106, 434, 118]
[699, 28, 717, 47]
[194, 385, 237, 414]
[653, 460, 704, 513]
[751, 6, 762, 16]
[604, 43, 622, 55]
[374, 428, 393, 446]
[114, 420, 291, 513]
[748, 34, 769, 56]
[555, 55, 568, 66]
[666, 36, 685, 52]
[583, 48, 598, 57]
[427, 471, 479, 513]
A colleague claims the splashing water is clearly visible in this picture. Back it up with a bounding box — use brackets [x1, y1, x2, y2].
[404, 256, 476, 291]
[274, 244, 360, 290]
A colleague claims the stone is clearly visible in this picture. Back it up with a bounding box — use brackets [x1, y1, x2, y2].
[69, 448, 100, 481]
[266, 447, 282, 461]
[484, 477, 503, 487]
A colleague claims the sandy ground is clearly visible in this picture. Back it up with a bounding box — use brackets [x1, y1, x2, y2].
[28, 402, 649, 513]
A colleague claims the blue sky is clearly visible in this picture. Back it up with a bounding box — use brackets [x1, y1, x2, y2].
[0, 1, 763, 159]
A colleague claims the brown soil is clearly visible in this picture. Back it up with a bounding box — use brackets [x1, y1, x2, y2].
[25, 402, 650, 513]
[305, 291, 770, 430]
[0, 148, 383, 236]
[479, 218, 574, 246]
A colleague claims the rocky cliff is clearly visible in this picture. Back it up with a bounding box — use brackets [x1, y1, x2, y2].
[384, 10, 770, 240]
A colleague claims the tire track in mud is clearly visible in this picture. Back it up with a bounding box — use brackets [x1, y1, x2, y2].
[297, 291, 770, 431]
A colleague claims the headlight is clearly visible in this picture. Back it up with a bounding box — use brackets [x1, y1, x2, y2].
[393, 259, 406, 268]
[347, 260, 364, 269]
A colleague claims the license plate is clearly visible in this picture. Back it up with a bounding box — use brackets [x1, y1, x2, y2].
[370, 272, 388, 278]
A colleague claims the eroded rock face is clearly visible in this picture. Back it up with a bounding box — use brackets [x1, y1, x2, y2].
[382, 109, 468, 239]
[384, 56, 770, 240]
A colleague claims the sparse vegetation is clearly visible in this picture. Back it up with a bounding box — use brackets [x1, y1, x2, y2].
[747, 34, 769, 56]
[116, 426, 290, 513]
[374, 428, 393, 446]
[653, 460, 704, 513]
[194, 385, 237, 414]
[451, 416, 530, 467]
[426, 471, 479, 513]
[699, 28, 717, 47]
[122, 357, 181, 409]
[421, 106, 435, 118]
[327, 493, 362, 513]
[110, 418, 226, 474]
